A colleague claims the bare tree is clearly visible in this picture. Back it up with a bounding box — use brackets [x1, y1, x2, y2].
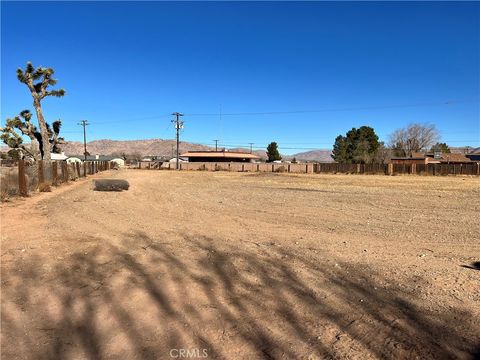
[389, 123, 440, 157]
[16, 62, 65, 160]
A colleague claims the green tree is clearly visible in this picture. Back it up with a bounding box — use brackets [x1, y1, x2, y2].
[291, 157, 297, 164]
[15, 62, 66, 160]
[332, 135, 349, 163]
[332, 126, 380, 163]
[430, 142, 450, 153]
[266, 142, 282, 162]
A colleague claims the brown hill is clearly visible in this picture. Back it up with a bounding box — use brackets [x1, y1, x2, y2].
[60, 139, 214, 158]
[287, 149, 334, 162]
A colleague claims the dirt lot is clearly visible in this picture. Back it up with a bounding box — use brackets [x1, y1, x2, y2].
[1, 170, 479, 359]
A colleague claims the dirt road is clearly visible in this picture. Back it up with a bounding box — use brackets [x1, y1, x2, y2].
[1, 170, 479, 359]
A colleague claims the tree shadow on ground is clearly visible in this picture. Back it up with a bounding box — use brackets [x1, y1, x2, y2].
[461, 261, 480, 271]
[2, 232, 479, 359]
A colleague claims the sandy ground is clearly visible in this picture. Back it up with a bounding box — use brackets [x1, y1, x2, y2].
[1, 170, 479, 360]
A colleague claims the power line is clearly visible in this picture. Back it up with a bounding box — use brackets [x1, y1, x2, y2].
[183, 99, 475, 116]
[67, 99, 476, 126]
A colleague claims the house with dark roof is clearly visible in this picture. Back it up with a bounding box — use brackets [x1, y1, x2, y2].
[180, 150, 260, 163]
[390, 152, 473, 165]
[465, 147, 480, 162]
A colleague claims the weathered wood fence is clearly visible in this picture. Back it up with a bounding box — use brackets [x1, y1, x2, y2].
[1, 160, 115, 199]
[138, 161, 480, 176]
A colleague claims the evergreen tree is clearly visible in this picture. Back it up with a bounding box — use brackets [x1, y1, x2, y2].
[266, 142, 282, 162]
[430, 142, 450, 153]
[332, 126, 380, 163]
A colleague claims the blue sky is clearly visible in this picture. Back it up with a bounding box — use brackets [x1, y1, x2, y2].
[2, 1, 479, 154]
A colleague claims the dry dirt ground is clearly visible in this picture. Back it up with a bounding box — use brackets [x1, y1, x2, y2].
[1, 170, 479, 360]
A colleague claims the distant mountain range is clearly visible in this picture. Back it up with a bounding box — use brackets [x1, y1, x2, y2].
[58, 139, 334, 162]
[3, 139, 475, 163]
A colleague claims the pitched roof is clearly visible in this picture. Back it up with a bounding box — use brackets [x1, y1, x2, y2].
[180, 151, 259, 159]
[438, 153, 471, 163]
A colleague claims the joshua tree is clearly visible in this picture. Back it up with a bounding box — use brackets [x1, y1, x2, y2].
[1, 110, 40, 160]
[1, 110, 64, 161]
[15, 62, 65, 160]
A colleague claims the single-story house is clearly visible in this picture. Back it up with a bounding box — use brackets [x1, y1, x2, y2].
[465, 147, 480, 162]
[180, 150, 260, 163]
[390, 152, 472, 165]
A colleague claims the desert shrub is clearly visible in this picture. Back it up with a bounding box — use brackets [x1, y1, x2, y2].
[1, 190, 9, 202]
[38, 182, 52, 192]
[275, 166, 286, 173]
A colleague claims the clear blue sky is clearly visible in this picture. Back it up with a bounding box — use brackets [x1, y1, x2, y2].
[2, 1, 479, 154]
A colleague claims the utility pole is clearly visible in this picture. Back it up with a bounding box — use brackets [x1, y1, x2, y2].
[213, 139, 219, 152]
[249, 143, 254, 154]
[78, 120, 89, 161]
[171, 112, 184, 170]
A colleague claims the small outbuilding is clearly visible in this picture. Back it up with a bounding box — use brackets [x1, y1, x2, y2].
[66, 154, 125, 167]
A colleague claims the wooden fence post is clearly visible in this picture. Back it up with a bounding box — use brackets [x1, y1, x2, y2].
[63, 162, 69, 182]
[18, 160, 28, 197]
[387, 163, 393, 176]
[52, 162, 58, 185]
[76, 162, 81, 178]
[38, 160, 45, 186]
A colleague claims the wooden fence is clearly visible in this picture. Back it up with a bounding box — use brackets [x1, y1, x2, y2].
[1, 160, 115, 199]
[138, 161, 480, 176]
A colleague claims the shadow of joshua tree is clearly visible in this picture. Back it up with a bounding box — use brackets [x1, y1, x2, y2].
[2, 232, 479, 359]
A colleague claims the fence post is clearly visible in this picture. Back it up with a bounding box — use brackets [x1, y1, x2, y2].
[477, 163, 480, 176]
[76, 162, 81, 178]
[63, 162, 69, 182]
[18, 160, 28, 197]
[52, 162, 58, 185]
[387, 163, 393, 176]
[38, 160, 45, 186]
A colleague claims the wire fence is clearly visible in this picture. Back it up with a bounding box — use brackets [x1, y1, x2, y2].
[1, 160, 115, 201]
